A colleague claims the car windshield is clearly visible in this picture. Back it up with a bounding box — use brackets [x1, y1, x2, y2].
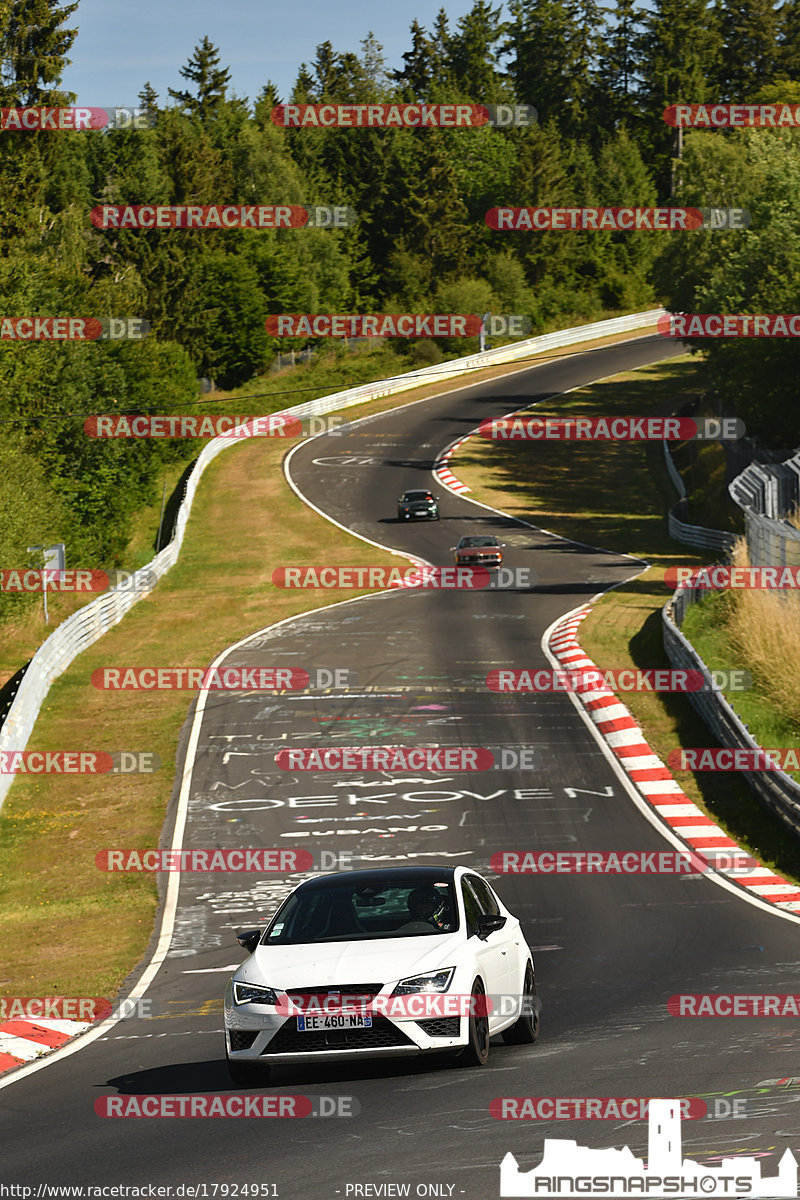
[404, 492, 432, 501]
[458, 537, 498, 547]
[263, 879, 459, 944]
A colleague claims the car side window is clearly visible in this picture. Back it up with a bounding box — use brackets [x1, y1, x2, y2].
[466, 875, 501, 916]
[461, 880, 482, 936]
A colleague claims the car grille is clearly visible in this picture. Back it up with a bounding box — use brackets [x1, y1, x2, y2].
[264, 1016, 416, 1054]
[284, 982, 383, 1000]
[229, 1029, 259, 1051]
[416, 1018, 461, 1037]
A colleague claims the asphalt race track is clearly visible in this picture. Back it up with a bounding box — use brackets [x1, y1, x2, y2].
[3, 333, 800, 1197]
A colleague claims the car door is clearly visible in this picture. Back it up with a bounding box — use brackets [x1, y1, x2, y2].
[461, 876, 511, 1033]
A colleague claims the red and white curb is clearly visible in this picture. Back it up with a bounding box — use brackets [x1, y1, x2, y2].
[434, 436, 472, 495]
[549, 607, 800, 912]
[0, 1017, 94, 1073]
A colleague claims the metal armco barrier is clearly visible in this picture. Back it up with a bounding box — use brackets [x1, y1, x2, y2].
[0, 307, 665, 813]
[662, 441, 738, 553]
[663, 590, 800, 835]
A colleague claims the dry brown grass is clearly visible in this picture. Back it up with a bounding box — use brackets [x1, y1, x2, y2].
[722, 538, 800, 723]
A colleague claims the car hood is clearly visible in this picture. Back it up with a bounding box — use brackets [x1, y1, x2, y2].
[241, 933, 461, 990]
[403, 500, 434, 508]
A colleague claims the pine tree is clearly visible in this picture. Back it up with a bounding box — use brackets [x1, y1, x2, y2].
[447, 2, 508, 100]
[167, 36, 231, 120]
[638, 0, 721, 191]
[778, 0, 800, 78]
[713, 0, 780, 97]
[0, 0, 78, 105]
[595, 0, 643, 132]
[394, 21, 436, 96]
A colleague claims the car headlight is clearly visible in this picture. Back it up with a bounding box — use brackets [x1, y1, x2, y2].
[392, 968, 455, 995]
[232, 981, 280, 1006]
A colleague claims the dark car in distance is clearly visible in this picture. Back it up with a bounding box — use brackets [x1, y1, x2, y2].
[397, 490, 440, 521]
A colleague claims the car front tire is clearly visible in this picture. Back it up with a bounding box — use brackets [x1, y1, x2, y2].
[456, 979, 490, 1067]
[501, 963, 539, 1045]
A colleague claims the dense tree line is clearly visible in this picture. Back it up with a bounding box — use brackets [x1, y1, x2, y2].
[0, 0, 799, 599]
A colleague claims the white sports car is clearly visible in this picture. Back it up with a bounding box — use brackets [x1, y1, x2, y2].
[224, 865, 539, 1085]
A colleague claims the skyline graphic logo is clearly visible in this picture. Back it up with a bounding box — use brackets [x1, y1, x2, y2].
[500, 1098, 798, 1196]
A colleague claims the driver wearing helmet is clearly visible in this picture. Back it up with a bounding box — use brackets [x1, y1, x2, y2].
[399, 887, 442, 932]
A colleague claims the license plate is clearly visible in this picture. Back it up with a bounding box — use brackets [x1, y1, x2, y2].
[297, 1013, 372, 1031]
[413, 511, 427, 517]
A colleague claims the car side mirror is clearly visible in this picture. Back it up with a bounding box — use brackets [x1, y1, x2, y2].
[236, 928, 261, 954]
[476, 913, 506, 939]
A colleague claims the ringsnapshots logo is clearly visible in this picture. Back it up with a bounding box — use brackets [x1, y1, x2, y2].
[0, 106, 154, 132]
[498, 1097, 799, 1197]
[90, 205, 354, 230]
[83, 414, 346, 439]
[271, 102, 536, 128]
[265, 314, 532, 338]
[664, 103, 800, 127]
[271, 565, 536, 589]
[486, 668, 751, 693]
[659, 314, 800, 337]
[95, 1094, 359, 1119]
[0, 317, 149, 340]
[478, 416, 744, 441]
[90, 666, 354, 690]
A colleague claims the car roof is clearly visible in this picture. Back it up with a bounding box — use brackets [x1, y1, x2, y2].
[295, 865, 459, 892]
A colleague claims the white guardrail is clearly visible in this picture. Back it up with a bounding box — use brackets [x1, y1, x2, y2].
[0, 307, 665, 813]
